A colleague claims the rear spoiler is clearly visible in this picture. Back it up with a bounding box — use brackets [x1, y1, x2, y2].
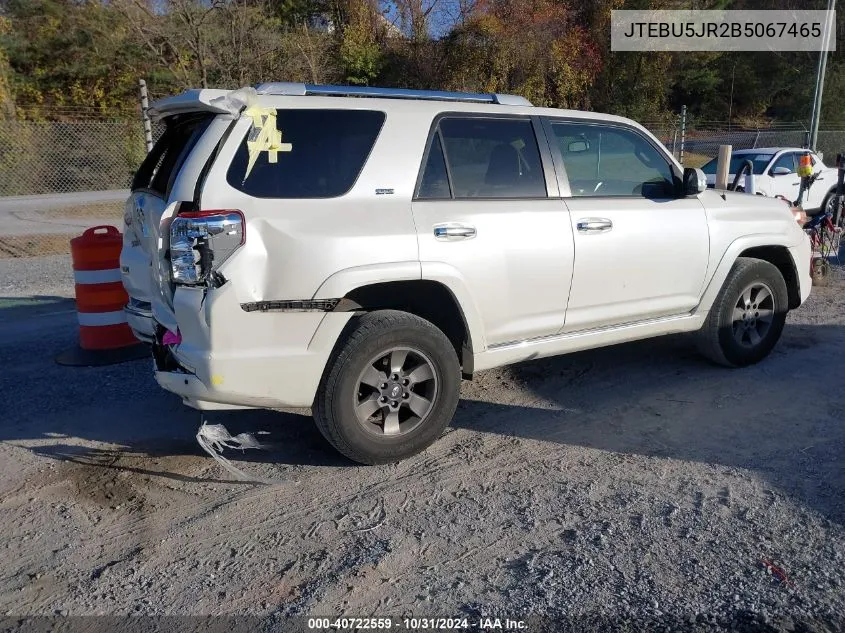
[148, 88, 258, 121]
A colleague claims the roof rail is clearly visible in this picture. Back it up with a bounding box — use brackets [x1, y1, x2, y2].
[254, 82, 533, 106]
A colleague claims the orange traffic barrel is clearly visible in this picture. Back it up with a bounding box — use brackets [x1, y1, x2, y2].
[56, 225, 148, 366]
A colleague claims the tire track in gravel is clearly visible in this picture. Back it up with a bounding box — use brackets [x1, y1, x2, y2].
[3, 267, 845, 620]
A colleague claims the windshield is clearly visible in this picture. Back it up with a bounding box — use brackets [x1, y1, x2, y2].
[700, 154, 774, 175]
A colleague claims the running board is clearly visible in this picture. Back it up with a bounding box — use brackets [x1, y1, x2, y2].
[474, 313, 704, 372]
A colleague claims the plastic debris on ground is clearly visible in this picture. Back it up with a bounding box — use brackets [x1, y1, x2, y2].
[195, 419, 274, 484]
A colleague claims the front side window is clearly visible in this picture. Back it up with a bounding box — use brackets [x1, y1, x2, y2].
[770, 153, 796, 174]
[226, 109, 385, 198]
[423, 117, 546, 199]
[551, 122, 676, 198]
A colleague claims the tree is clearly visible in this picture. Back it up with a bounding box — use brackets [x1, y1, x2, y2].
[2, 0, 154, 117]
[338, 0, 384, 84]
[0, 15, 15, 119]
[442, 0, 601, 108]
[0, 0, 839, 125]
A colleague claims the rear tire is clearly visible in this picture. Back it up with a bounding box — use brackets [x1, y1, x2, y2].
[697, 257, 788, 367]
[313, 310, 461, 465]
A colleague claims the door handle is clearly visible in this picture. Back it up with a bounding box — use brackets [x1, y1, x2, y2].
[576, 218, 613, 233]
[434, 224, 476, 240]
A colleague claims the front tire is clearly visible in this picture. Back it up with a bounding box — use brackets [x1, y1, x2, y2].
[697, 257, 788, 367]
[820, 191, 836, 217]
[313, 310, 461, 465]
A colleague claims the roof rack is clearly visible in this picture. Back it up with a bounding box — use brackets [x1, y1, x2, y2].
[254, 82, 532, 106]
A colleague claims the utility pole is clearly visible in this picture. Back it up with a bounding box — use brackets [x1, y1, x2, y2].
[809, 0, 836, 152]
[728, 62, 736, 132]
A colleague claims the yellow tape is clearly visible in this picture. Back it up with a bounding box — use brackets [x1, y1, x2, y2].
[242, 106, 293, 181]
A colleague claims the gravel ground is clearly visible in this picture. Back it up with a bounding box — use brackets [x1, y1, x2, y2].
[0, 263, 844, 632]
[0, 255, 74, 297]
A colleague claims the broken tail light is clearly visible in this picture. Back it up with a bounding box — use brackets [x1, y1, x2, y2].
[170, 210, 245, 285]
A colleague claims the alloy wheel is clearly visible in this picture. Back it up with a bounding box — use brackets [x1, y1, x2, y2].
[731, 282, 775, 348]
[353, 347, 438, 436]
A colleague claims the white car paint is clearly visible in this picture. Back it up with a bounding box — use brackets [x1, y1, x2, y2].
[119, 115, 233, 342]
[119, 192, 165, 342]
[476, 189, 811, 371]
[558, 195, 709, 332]
[122, 87, 812, 412]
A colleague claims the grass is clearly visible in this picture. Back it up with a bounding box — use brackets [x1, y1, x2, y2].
[681, 152, 712, 169]
[34, 202, 123, 220]
[0, 234, 74, 258]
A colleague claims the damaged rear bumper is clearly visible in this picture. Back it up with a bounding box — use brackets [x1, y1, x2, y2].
[125, 298, 155, 343]
[154, 371, 256, 410]
[153, 282, 354, 410]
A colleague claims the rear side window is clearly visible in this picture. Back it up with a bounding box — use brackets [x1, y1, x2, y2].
[417, 134, 451, 199]
[226, 109, 385, 198]
[132, 113, 213, 196]
[424, 117, 546, 199]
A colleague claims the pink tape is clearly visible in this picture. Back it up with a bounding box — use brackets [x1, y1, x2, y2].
[162, 329, 182, 346]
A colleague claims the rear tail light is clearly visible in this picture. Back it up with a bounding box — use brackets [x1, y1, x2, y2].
[170, 210, 245, 285]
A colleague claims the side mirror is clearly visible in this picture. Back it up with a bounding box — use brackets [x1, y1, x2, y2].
[683, 167, 707, 196]
[772, 166, 792, 176]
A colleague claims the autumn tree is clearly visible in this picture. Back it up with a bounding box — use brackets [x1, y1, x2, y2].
[1, 0, 843, 125]
[1, 0, 154, 117]
[0, 15, 14, 118]
[442, 0, 601, 108]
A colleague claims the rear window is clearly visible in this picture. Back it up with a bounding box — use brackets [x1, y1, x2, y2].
[226, 109, 385, 199]
[132, 113, 214, 196]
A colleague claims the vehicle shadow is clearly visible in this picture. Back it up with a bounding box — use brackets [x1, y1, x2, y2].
[0, 294, 75, 322]
[2, 292, 843, 524]
[201, 320, 845, 525]
[450, 323, 845, 525]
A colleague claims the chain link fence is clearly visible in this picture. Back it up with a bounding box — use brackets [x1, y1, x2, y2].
[0, 116, 156, 264]
[0, 120, 149, 196]
[1, 110, 844, 265]
[643, 118, 831, 166]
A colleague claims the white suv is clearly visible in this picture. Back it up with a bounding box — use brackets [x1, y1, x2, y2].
[121, 83, 812, 464]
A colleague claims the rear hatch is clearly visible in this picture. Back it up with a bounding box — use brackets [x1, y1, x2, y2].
[121, 114, 215, 305]
[121, 90, 238, 327]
